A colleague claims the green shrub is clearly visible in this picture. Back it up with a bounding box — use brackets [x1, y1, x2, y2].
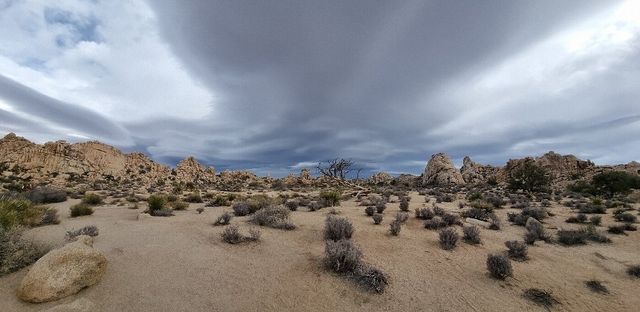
[508, 160, 551, 193]
[70, 203, 94, 217]
[320, 190, 341, 207]
[147, 194, 167, 212]
[592, 171, 640, 197]
[185, 193, 203, 203]
[170, 200, 189, 211]
[81, 193, 103, 205]
[0, 198, 45, 229]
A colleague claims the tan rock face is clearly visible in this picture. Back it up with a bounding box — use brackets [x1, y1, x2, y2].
[423, 153, 465, 186]
[369, 172, 393, 185]
[18, 236, 108, 303]
[175, 156, 216, 185]
[460, 156, 500, 184]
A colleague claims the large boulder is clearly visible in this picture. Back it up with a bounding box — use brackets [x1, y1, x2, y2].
[423, 153, 465, 186]
[460, 156, 501, 184]
[18, 236, 107, 303]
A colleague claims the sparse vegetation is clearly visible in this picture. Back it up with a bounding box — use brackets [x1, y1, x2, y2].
[319, 190, 341, 207]
[213, 212, 233, 226]
[0, 226, 49, 276]
[70, 203, 94, 217]
[82, 193, 103, 205]
[185, 193, 203, 203]
[221, 225, 260, 244]
[524, 217, 549, 245]
[65, 225, 99, 241]
[508, 160, 551, 193]
[365, 206, 375, 216]
[627, 265, 640, 278]
[505, 240, 528, 261]
[389, 219, 401, 236]
[487, 254, 512, 280]
[324, 215, 354, 241]
[585, 280, 609, 294]
[0, 198, 45, 229]
[251, 206, 295, 230]
[462, 225, 481, 245]
[522, 288, 559, 309]
[439, 227, 459, 250]
[372, 213, 383, 225]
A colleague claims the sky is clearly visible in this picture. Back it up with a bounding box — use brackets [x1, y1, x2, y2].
[0, 0, 639, 177]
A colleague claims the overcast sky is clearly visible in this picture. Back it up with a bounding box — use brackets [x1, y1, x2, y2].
[0, 0, 638, 176]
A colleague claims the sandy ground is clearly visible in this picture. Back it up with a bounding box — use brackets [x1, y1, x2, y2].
[1, 192, 639, 312]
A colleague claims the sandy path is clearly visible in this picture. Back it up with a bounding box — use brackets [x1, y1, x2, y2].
[1, 193, 638, 311]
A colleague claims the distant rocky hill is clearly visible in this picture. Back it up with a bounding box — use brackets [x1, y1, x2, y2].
[424, 151, 639, 187]
[0, 133, 215, 191]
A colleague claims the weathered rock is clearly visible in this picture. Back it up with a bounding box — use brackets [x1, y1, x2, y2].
[18, 236, 107, 303]
[369, 172, 393, 185]
[465, 218, 492, 229]
[460, 156, 500, 184]
[42, 298, 96, 312]
[174, 156, 216, 185]
[423, 153, 465, 186]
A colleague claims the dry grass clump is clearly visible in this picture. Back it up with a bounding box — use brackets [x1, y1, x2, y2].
[462, 225, 481, 245]
[415, 207, 434, 220]
[399, 196, 409, 212]
[170, 200, 188, 211]
[558, 225, 611, 245]
[522, 288, 559, 309]
[566, 213, 588, 224]
[250, 206, 295, 230]
[41, 208, 60, 225]
[324, 215, 354, 241]
[439, 227, 459, 250]
[614, 212, 637, 223]
[0, 226, 49, 276]
[486, 254, 512, 280]
[505, 240, 528, 261]
[389, 219, 402, 236]
[585, 280, 609, 294]
[523, 217, 550, 245]
[213, 212, 233, 226]
[325, 239, 362, 274]
[69, 203, 94, 217]
[65, 225, 99, 242]
[424, 216, 447, 230]
[221, 225, 260, 244]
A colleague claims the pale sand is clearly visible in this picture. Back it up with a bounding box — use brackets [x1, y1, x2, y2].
[1, 192, 639, 312]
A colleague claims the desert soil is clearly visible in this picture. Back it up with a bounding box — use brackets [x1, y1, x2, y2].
[1, 192, 639, 312]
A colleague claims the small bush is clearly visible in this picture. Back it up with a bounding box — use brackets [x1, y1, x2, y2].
[185, 193, 203, 203]
[0, 226, 49, 276]
[319, 190, 341, 207]
[375, 201, 386, 214]
[365, 206, 375, 216]
[424, 216, 446, 230]
[65, 225, 99, 242]
[355, 266, 389, 294]
[508, 160, 551, 193]
[461, 208, 491, 221]
[441, 213, 461, 226]
[589, 215, 602, 226]
[487, 254, 512, 280]
[147, 194, 167, 212]
[522, 288, 559, 309]
[627, 265, 640, 278]
[505, 240, 528, 261]
[607, 225, 626, 235]
[40, 208, 60, 225]
[324, 215, 354, 241]
[69, 203, 94, 217]
[0, 198, 45, 229]
[395, 211, 409, 223]
[207, 195, 231, 207]
[585, 280, 609, 294]
[251, 206, 295, 230]
[196, 207, 204, 214]
[433, 206, 445, 216]
[557, 229, 587, 245]
[389, 220, 401, 236]
[23, 187, 67, 204]
[399, 197, 409, 212]
[439, 227, 459, 250]
[213, 212, 233, 226]
[221, 225, 244, 244]
[488, 214, 502, 230]
[170, 201, 188, 211]
[285, 200, 299, 211]
[232, 201, 252, 216]
[578, 203, 606, 214]
[150, 209, 174, 217]
[462, 225, 481, 245]
[615, 212, 637, 223]
[324, 239, 362, 274]
[524, 217, 548, 244]
[415, 207, 434, 220]
[372, 213, 383, 225]
[566, 213, 587, 223]
[81, 193, 103, 205]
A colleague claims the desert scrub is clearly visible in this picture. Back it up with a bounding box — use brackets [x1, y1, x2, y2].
[81, 193, 103, 205]
[221, 225, 260, 244]
[399, 196, 409, 212]
[505, 240, 528, 261]
[0, 226, 49, 276]
[558, 225, 611, 245]
[185, 193, 203, 203]
[585, 280, 609, 294]
[324, 215, 354, 241]
[372, 213, 383, 225]
[439, 227, 459, 250]
[213, 211, 233, 226]
[522, 288, 559, 310]
[285, 199, 299, 211]
[251, 206, 296, 230]
[65, 225, 99, 242]
[462, 225, 481, 245]
[424, 216, 447, 230]
[146, 194, 173, 216]
[524, 217, 550, 245]
[487, 254, 512, 280]
[170, 200, 189, 211]
[0, 198, 45, 229]
[389, 219, 401, 236]
[627, 265, 640, 278]
[40, 208, 60, 225]
[319, 190, 341, 207]
[415, 207, 434, 220]
[365, 206, 375, 216]
[324, 239, 388, 293]
[69, 203, 94, 217]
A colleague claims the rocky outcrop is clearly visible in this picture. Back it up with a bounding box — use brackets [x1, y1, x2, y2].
[174, 156, 216, 185]
[18, 236, 107, 303]
[502, 151, 596, 185]
[460, 156, 500, 184]
[369, 172, 393, 185]
[423, 153, 465, 186]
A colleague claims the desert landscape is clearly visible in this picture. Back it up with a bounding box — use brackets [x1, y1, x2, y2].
[1, 133, 639, 312]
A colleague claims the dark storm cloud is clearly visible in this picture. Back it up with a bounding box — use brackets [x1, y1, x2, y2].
[139, 0, 635, 175]
[0, 75, 129, 143]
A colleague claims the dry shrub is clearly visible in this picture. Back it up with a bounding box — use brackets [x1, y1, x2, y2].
[627, 265, 640, 278]
[372, 213, 383, 225]
[424, 216, 446, 230]
[69, 203, 94, 218]
[324, 215, 354, 241]
[524, 217, 549, 245]
[213, 212, 233, 226]
[0, 226, 49, 276]
[439, 227, 459, 250]
[399, 197, 409, 212]
[487, 254, 512, 280]
[81, 193, 103, 205]
[221, 225, 260, 244]
[251, 206, 295, 230]
[324, 239, 362, 274]
[65, 225, 99, 242]
[462, 225, 481, 245]
[522, 288, 559, 309]
[585, 280, 609, 294]
[415, 207, 434, 220]
[505, 240, 528, 261]
[395, 211, 409, 223]
[389, 220, 401, 236]
[41, 208, 60, 225]
[365, 206, 375, 216]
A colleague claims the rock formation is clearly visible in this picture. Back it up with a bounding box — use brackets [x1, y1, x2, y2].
[460, 156, 500, 184]
[423, 153, 465, 186]
[175, 156, 216, 185]
[369, 172, 393, 185]
[18, 236, 107, 303]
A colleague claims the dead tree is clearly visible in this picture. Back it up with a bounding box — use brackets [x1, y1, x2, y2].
[316, 158, 354, 180]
